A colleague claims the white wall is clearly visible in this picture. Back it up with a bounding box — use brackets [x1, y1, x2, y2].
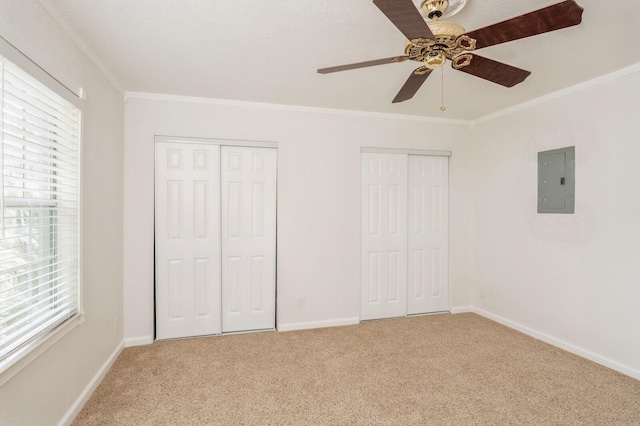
[471, 66, 640, 379]
[123, 96, 475, 342]
[1, 2, 637, 424]
[0, 1, 125, 424]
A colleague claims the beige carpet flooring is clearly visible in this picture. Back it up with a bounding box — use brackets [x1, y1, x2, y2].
[73, 313, 640, 425]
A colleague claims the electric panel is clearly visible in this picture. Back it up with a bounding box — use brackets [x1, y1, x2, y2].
[538, 146, 575, 214]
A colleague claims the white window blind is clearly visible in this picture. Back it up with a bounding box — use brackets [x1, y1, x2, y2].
[0, 55, 80, 367]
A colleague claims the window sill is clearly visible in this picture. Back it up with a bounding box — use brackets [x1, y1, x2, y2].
[0, 312, 85, 387]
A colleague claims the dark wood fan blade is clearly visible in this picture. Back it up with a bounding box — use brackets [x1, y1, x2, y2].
[392, 67, 432, 103]
[463, 0, 584, 50]
[317, 56, 408, 74]
[373, 0, 435, 41]
[452, 54, 530, 87]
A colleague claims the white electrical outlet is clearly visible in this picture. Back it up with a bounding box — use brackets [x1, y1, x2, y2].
[296, 297, 305, 310]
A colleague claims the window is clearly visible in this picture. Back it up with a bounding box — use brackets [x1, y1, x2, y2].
[0, 52, 81, 376]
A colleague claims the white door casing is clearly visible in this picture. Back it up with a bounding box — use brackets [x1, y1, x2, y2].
[155, 143, 222, 340]
[221, 147, 277, 333]
[361, 152, 449, 320]
[407, 155, 449, 314]
[360, 153, 408, 320]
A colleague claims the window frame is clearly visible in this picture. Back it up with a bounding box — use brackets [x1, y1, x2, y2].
[0, 36, 84, 386]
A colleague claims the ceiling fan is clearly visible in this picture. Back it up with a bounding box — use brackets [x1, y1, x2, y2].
[318, 0, 584, 103]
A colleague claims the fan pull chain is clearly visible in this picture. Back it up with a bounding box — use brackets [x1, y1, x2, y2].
[440, 66, 446, 112]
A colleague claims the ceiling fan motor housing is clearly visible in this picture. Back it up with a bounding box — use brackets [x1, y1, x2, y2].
[404, 20, 474, 69]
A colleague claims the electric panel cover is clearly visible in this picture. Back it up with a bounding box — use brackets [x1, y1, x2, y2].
[538, 146, 575, 214]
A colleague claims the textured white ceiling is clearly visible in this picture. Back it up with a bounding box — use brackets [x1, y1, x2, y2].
[44, 0, 640, 120]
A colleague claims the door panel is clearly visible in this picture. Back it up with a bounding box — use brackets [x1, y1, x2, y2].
[221, 147, 277, 333]
[361, 153, 408, 320]
[155, 143, 222, 339]
[407, 155, 449, 314]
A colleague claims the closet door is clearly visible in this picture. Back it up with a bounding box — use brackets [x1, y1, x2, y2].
[155, 143, 222, 340]
[408, 155, 449, 314]
[221, 147, 277, 333]
[361, 153, 408, 320]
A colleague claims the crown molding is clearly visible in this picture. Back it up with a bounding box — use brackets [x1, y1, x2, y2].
[125, 91, 473, 126]
[37, 0, 125, 95]
[472, 62, 640, 126]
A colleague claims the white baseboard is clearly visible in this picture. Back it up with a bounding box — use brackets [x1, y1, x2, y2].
[58, 341, 124, 426]
[450, 306, 474, 314]
[471, 307, 640, 381]
[124, 335, 154, 347]
[277, 317, 360, 332]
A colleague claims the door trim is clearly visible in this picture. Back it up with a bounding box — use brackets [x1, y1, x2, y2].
[361, 147, 451, 157]
[153, 138, 278, 340]
[155, 135, 277, 149]
[360, 152, 451, 321]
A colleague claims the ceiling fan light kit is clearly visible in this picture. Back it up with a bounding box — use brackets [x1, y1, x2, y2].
[318, 0, 584, 106]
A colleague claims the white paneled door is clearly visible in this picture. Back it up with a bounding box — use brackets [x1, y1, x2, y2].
[156, 143, 222, 340]
[361, 153, 449, 321]
[361, 153, 408, 320]
[221, 147, 277, 333]
[408, 155, 449, 314]
[155, 142, 277, 340]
